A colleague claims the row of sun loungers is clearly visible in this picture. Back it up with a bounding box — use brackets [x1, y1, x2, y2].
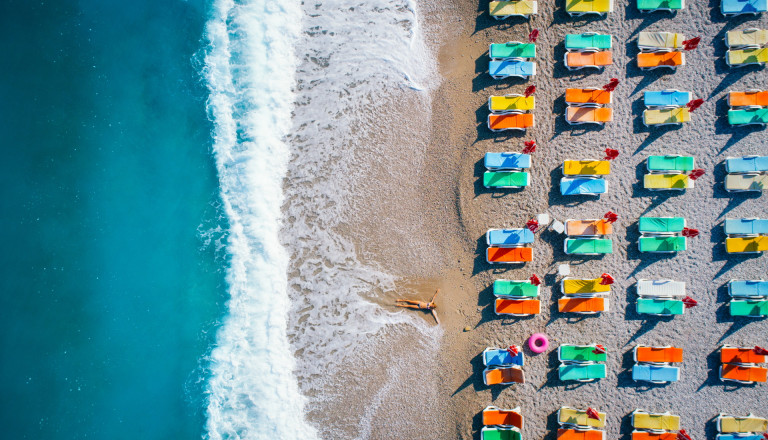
[720, 346, 768, 384]
[489, 0, 765, 19]
[632, 346, 682, 383]
[725, 218, 768, 254]
[639, 217, 688, 252]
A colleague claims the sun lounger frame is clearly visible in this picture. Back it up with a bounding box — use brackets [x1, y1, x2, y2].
[483, 347, 526, 367]
[632, 364, 681, 384]
[564, 238, 613, 255]
[643, 174, 693, 190]
[558, 362, 607, 382]
[494, 298, 540, 315]
[646, 154, 693, 173]
[636, 298, 685, 316]
[482, 365, 526, 385]
[726, 91, 768, 109]
[489, 41, 536, 60]
[729, 299, 768, 317]
[558, 297, 609, 314]
[565, 87, 612, 107]
[558, 344, 605, 363]
[643, 90, 692, 109]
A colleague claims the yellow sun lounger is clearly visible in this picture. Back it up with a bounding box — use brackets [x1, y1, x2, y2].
[727, 48, 768, 67]
[726, 236, 768, 253]
[489, 0, 538, 19]
[566, 0, 614, 16]
[725, 174, 768, 192]
[632, 410, 681, 432]
[562, 278, 611, 295]
[644, 174, 693, 190]
[643, 108, 690, 126]
[717, 414, 768, 433]
[566, 107, 613, 125]
[565, 219, 613, 235]
[558, 407, 607, 428]
[489, 95, 536, 113]
[638, 51, 685, 70]
[563, 160, 611, 176]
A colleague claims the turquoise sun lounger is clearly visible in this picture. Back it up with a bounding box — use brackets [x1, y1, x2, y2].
[565, 238, 613, 255]
[565, 33, 612, 51]
[484, 152, 532, 170]
[487, 228, 535, 246]
[482, 427, 522, 440]
[489, 60, 536, 79]
[728, 109, 768, 126]
[560, 177, 607, 195]
[559, 345, 608, 363]
[639, 236, 687, 252]
[637, 298, 685, 315]
[489, 42, 537, 59]
[721, 0, 767, 15]
[639, 217, 686, 234]
[729, 280, 768, 298]
[483, 347, 525, 366]
[632, 365, 681, 383]
[484, 171, 530, 188]
[494, 280, 540, 298]
[644, 90, 691, 108]
[638, 0, 684, 11]
[730, 300, 768, 317]
[726, 156, 768, 174]
[646, 155, 695, 173]
[724, 218, 768, 235]
[559, 363, 607, 382]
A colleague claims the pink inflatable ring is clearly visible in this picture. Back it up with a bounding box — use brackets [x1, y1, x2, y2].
[528, 333, 549, 353]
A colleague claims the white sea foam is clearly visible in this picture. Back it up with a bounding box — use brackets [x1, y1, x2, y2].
[202, 0, 317, 438]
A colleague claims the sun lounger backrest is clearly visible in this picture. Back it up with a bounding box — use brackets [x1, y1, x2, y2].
[639, 217, 686, 233]
[636, 346, 684, 363]
[729, 280, 768, 297]
[633, 413, 681, 431]
[559, 407, 607, 428]
[725, 156, 768, 173]
[726, 236, 768, 253]
[483, 409, 524, 428]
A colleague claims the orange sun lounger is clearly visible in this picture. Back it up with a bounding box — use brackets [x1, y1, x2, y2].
[720, 346, 768, 364]
[495, 298, 541, 315]
[558, 297, 608, 313]
[566, 51, 613, 69]
[728, 90, 768, 108]
[483, 406, 524, 428]
[635, 346, 683, 363]
[566, 88, 613, 106]
[565, 219, 613, 235]
[720, 364, 768, 383]
[638, 51, 685, 70]
[558, 428, 605, 440]
[488, 113, 535, 132]
[566, 107, 613, 124]
[484, 366, 526, 385]
[487, 246, 533, 263]
[632, 432, 678, 440]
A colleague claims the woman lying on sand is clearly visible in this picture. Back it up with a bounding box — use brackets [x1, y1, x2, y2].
[396, 289, 440, 324]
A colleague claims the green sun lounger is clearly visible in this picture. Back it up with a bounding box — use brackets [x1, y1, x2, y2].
[559, 363, 607, 381]
[559, 345, 608, 362]
[494, 280, 540, 298]
[565, 33, 613, 51]
[728, 108, 768, 126]
[482, 427, 522, 440]
[639, 217, 686, 234]
[639, 236, 687, 252]
[637, 298, 685, 315]
[565, 238, 613, 255]
[647, 155, 695, 173]
[730, 300, 768, 317]
[489, 42, 537, 59]
[484, 171, 530, 188]
[637, 0, 684, 11]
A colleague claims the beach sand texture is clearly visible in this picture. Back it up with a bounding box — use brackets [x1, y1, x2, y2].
[406, 0, 768, 439]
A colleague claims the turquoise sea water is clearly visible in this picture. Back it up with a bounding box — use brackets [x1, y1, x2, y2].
[0, 1, 226, 438]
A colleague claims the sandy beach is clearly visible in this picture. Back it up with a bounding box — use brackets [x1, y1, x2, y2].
[397, 0, 768, 438]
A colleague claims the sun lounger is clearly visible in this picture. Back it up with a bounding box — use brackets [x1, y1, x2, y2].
[633, 432, 678, 440]
[483, 406, 524, 428]
[565, 51, 613, 70]
[482, 427, 523, 440]
[717, 435, 765, 440]
[730, 299, 768, 317]
[562, 278, 611, 295]
[495, 298, 541, 315]
[725, 156, 768, 174]
[559, 345, 608, 363]
[634, 346, 684, 363]
[565, 219, 613, 236]
[644, 90, 692, 108]
[560, 177, 607, 195]
[728, 280, 768, 298]
[636, 279, 686, 298]
[488, 113, 535, 131]
[721, 0, 768, 16]
[720, 364, 768, 383]
[489, 60, 537, 79]
[639, 217, 686, 235]
[489, 42, 537, 60]
[565, 238, 613, 255]
[483, 348, 525, 366]
[558, 407, 607, 428]
[565, 0, 614, 16]
[724, 174, 768, 192]
[566, 107, 613, 125]
[488, 95, 536, 113]
[566, 88, 613, 106]
[637, 298, 684, 315]
[558, 429, 606, 440]
[724, 218, 768, 235]
[563, 160, 611, 176]
[726, 48, 768, 67]
[632, 410, 681, 431]
[638, 51, 685, 70]
[727, 91, 768, 108]
[565, 33, 613, 51]
[643, 108, 691, 126]
[638, 32, 685, 50]
[726, 236, 768, 254]
[559, 297, 609, 313]
[718, 414, 768, 433]
[489, 0, 538, 19]
[484, 366, 526, 385]
[487, 246, 534, 263]
[494, 280, 540, 298]
[643, 174, 693, 190]
[726, 29, 768, 48]
[721, 345, 768, 364]
[637, 0, 684, 12]
[487, 228, 535, 246]
[647, 155, 695, 173]
[639, 236, 687, 252]
[727, 108, 768, 126]
[559, 363, 607, 382]
[484, 152, 532, 171]
[484, 171, 530, 188]
[632, 364, 680, 383]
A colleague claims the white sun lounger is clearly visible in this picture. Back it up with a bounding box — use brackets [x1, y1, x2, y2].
[636, 279, 686, 298]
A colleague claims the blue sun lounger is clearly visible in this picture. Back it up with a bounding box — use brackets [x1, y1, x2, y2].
[724, 218, 768, 235]
[485, 153, 532, 170]
[644, 90, 691, 108]
[726, 156, 768, 174]
[729, 280, 768, 298]
[721, 0, 767, 15]
[483, 347, 526, 367]
[487, 228, 535, 246]
[717, 435, 765, 440]
[560, 177, 607, 195]
[632, 364, 680, 383]
[489, 60, 537, 79]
